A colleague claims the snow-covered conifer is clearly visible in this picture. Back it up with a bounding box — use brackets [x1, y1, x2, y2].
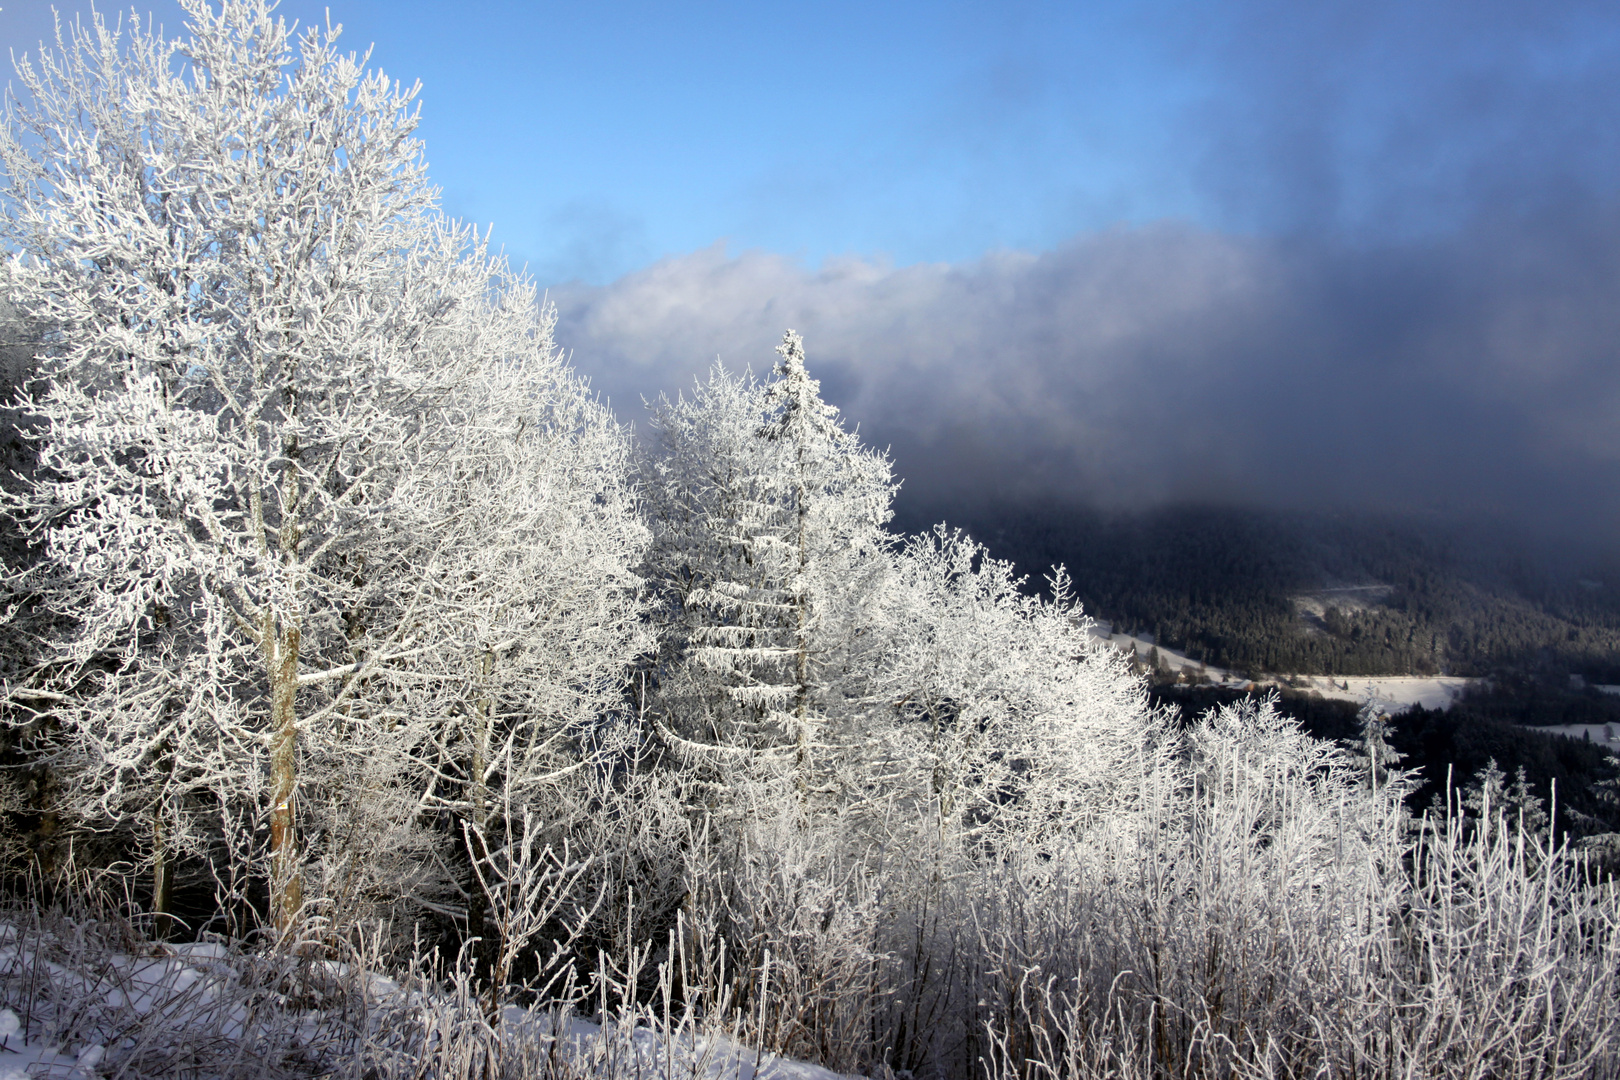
[639, 333, 894, 810]
[1347, 697, 1406, 794]
[1462, 758, 1509, 821]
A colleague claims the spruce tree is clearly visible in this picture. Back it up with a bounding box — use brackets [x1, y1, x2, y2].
[1347, 698, 1405, 793]
[639, 332, 894, 810]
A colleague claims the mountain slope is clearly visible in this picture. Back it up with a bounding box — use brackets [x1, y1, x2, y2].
[894, 501, 1620, 680]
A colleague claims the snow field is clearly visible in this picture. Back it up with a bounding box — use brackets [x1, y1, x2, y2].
[1540, 723, 1620, 747]
[1288, 673, 1475, 710]
[1091, 622, 1480, 710]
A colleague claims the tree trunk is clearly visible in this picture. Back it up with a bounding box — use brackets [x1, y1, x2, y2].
[465, 651, 499, 1004]
[268, 621, 302, 937]
[152, 803, 174, 939]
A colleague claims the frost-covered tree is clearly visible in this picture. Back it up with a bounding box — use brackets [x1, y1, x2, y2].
[639, 333, 894, 809]
[1460, 758, 1548, 838]
[0, 0, 645, 935]
[869, 527, 1155, 844]
[1346, 697, 1406, 794]
[382, 300, 647, 967]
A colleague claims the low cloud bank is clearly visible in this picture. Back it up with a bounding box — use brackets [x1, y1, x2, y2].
[552, 204, 1620, 545]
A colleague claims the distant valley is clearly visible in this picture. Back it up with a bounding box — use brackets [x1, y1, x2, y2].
[896, 499, 1620, 684]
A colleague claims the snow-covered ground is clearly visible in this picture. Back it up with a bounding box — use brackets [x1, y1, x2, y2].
[1088, 620, 1479, 712]
[1283, 675, 1474, 712]
[0, 1005, 84, 1079]
[0, 912, 854, 1080]
[531, 1011, 852, 1080]
[1088, 622, 1238, 680]
[0, 928, 282, 1080]
[1536, 723, 1620, 749]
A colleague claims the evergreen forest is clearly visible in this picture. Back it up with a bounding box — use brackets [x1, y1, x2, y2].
[903, 500, 1620, 679]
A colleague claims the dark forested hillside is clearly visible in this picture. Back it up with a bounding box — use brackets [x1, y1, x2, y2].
[893, 500, 1620, 679]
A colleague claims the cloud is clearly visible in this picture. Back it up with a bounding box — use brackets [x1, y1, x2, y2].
[1165, 0, 1620, 237]
[552, 203, 1620, 543]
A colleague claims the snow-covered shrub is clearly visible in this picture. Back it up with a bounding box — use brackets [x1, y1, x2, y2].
[0, 882, 349, 1078]
[967, 699, 1620, 1080]
[658, 693, 1619, 1080]
[866, 526, 1158, 849]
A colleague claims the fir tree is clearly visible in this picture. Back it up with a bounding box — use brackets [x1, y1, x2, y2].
[1346, 698, 1405, 792]
[639, 333, 894, 810]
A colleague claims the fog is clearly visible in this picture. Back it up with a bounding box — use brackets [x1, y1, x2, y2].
[541, 0, 1620, 548]
[555, 202, 1620, 547]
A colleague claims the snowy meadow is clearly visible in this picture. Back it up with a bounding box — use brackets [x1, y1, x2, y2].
[0, 3, 1615, 1077]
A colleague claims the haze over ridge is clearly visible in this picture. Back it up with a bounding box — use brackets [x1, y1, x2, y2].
[557, 203, 1620, 547]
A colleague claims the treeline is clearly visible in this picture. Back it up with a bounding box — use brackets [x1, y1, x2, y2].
[897, 500, 1620, 679]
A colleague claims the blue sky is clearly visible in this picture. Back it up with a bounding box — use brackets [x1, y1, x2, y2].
[3, 0, 1225, 281]
[4, 0, 1620, 539]
[9, 0, 1615, 283]
[274, 0, 1221, 281]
